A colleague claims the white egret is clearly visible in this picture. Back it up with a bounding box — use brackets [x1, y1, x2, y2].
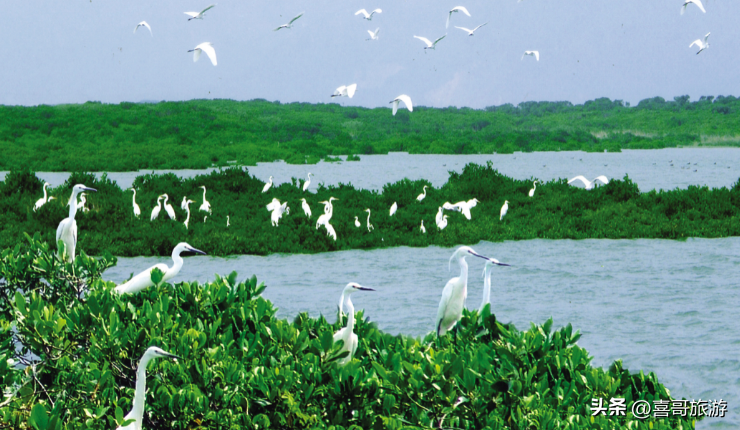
[300, 198, 312, 217]
[334, 283, 375, 366]
[226, 215, 230, 227]
[126, 189, 141, 218]
[204, 216, 207, 223]
[150, 195, 163, 221]
[355, 8, 382, 20]
[33, 183, 51, 212]
[416, 185, 428, 202]
[450, 200, 477, 220]
[188, 42, 217, 66]
[436, 246, 490, 338]
[690, 32, 710, 55]
[365, 208, 374, 231]
[262, 176, 273, 193]
[567, 175, 609, 190]
[180, 196, 187, 211]
[436, 207, 444, 226]
[454, 23, 487, 36]
[134, 21, 152, 36]
[274, 12, 304, 31]
[390, 94, 413, 116]
[199, 186, 211, 213]
[302, 172, 313, 192]
[446, 6, 471, 29]
[367, 28, 380, 41]
[271, 201, 290, 227]
[437, 214, 448, 230]
[184, 4, 216, 20]
[115, 242, 206, 294]
[479, 257, 511, 314]
[681, 0, 706, 15]
[414, 35, 446, 50]
[522, 50, 539, 61]
[528, 181, 538, 197]
[183, 199, 195, 229]
[389, 202, 397, 216]
[266, 197, 281, 212]
[56, 184, 96, 262]
[443, 201, 462, 213]
[500, 200, 509, 221]
[115, 347, 181, 430]
[354, 216, 361, 228]
[161, 194, 176, 220]
[78, 193, 90, 213]
[325, 221, 337, 241]
[467, 198, 479, 208]
[316, 198, 338, 228]
[420, 220, 426, 233]
[331, 84, 357, 99]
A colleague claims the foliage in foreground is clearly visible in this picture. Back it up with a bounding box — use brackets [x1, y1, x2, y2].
[0, 236, 697, 429]
[1, 164, 740, 256]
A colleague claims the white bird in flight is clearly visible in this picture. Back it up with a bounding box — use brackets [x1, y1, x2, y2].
[500, 200, 509, 221]
[188, 42, 217, 66]
[33, 182, 51, 212]
[115, 243, 206, 294]
[522, 50, 539, 61]
[690, 32, 710, 55]
[303, 172, 313, 192]
[184, 4, 216, 21]
[199, 186, 211, 213]
[681, 0, 706, 15]
[568, 175, 609, 190]
[150, 195, 163, 221]
[56, 184, 96, 262]
[479, 257, 510, 314]
[436, 246, 490, 338]
[334, 283, 375, 366]
[262, 176, 273, 193]
[446, 6, 471, 29]
[332, 84, 357, 99]
[134, 21, 152, 36]
[454, 23, 487, 36]
[528, 181, 537, 197]
[300, 198, 311, 217]
[355, 9, 382, 20]
[275, 12, 304, 31]
[414, 35, 446, 50]
[389, 202, 397, 216]
[449, 199, 478, 220]
[416, 185, 428, 202]
[162, 194, 176, 220]
[390, 94, 413, 116]
[367, 28, 380, 41]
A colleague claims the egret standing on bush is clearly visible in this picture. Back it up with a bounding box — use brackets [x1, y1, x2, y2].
[183, 199, 195, 229]
[303, 172, 313, 191]
[33, 182, 51, 212]
[162, 194, 176, 220]
[389, 202, 397, 216]
[480, 257, 510, 314]
[115, 242, 206, 294]
[199, 186, 211, 213]
[56, 184, 96, 262]
[365, 208, 374, 231]
[416, 185, 428, 202]
[500, 200, 509, 221]
[129, 189, 141, 217]
[334, 283, 375, 366]
[300, 198, 311, 217]
[150, 195, 163, 221]
[262, 176, 273, 193]
[528, 181, 537, 197]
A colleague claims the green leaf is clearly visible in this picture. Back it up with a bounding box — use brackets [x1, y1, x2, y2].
[29, 404, 48, 430]
[320, 331, 334, 353]
[150, 267, 165, 285]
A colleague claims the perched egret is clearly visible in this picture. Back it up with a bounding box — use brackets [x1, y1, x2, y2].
[454, 23, 487, 36]
[416, 185, 428, 202]
[332, 84, 357, 99]
[690, 32, 710, 55]
[300, 198, 312, 217]
[325, 221, 337, 241]
[33, 182, 51, 212]
[262, 176, 274, 193]
[188, 42, 217, 66]
[420, 220, 426, 233]
[354, 216, 361, 227]
[436, 207, 444, 225]
[467, 198, 479, 208]
[681, 0, 706, 15]
[199, 186, 211, 213]
[367, 28, 380, 41]
[271, 201, 290, 226]
[389, 202, 397, 216]
[150, 195, 163, 221]
[302, 172, 313, 192]
[125, 188, 140, 218]
[436, 246, 489, 337]
[316, 197, 338, 228]
[184, 4, 216, 20]
[567, 175, 609, 190]
[115, 243, 206, 294]
[274, 12, 304, 31]
[390, 94, 413, 115]
[414, 35, 446, 50]
[437, 214, 448, 230]
[500, 200, 509, 221]
[78, 193, 90, 213]
[355, 8, 382, 20]
[180, 196, 188, 211]
[522, 50, 540, 61]
[226, 215, 230, 227]
[334, 283, 375, 366]
[446, 6, 471, 29]
[528, 181, 537, 197]
[183, 199, 195, 229]
[134, 21, 152, 36]
[365, 208, 374, 231]
[56, 184, 96, 262]
[115, 347, 181, 430]
[479, 257, 511, 314]
[161, 194, 176, 220]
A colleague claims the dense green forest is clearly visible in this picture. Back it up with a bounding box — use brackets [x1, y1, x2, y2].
[0, 237, 697, 429]
[2, 164, 739, 257]
[1, 95, 739, 171]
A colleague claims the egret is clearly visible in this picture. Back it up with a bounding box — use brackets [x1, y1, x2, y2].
[467, 198, 479, 208]
[271, 201, 290, 227]
[420, 220, 426, 233]
[199, 186, 211, 213]
[274, 12, 304, 31]
[183, 199, 195, 229]
[266, 197, 281, 212]
[681, 0, 705, 15]
[690, 32, 710, 55]
[390, 94, 413, 116]
[302, 172, 313, 192]
[184, 4, 216, 20]
[500, 200, 509, 221]
[389, 202, 397, 216]
[226, 215, 230, 227]
[334, 283, 375, 366]
[522, 50, 539, 61]
[188, 42, 217, 66]
[134, 21, 152, 36]
[124, 188, 140, 218]
[180, 196, 188, 211]
[78, 193, 90, 213]
[332, 84, 357, 99]
[33, 182, 51, 212]
[365, 208, 374, 231]
[450, 200, 476, 220]
[115, 347, 181, 430]
[414, 35, 446, 50]
[354, 216, 361, 227]
[300, 198, 311, 217]
[150, 195, 163, 221]
[436, 246, 490, 338]
[454, 23, 487, 36]
[367, 28, 380, 41]
[262, 176, 273, 193]
[115, 243, 206, 294]
[443, 201, 462, 213]
[355, 8, 382, 20]
[325, 221, 337, 241]
[436, 207, 444, 226]
[416, 185, 428, 202]
[528, 181, 537, 197]
[479, 257, 510, 314]
[437, 214, 448, 230]
[56, 184, 96, 262]
[567, 175, 609, 190]
[204, 216, 207, 223]
[316, 198, 337, 229]
[446, 6, 471, 29]
[160, 194, 176, 220]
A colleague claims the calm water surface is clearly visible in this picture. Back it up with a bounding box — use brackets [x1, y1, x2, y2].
[104, 238, 739, 429]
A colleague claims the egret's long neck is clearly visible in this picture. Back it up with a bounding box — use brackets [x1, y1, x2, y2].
[42, 184, 48, 201]
[366, 211, 371, 224]
[533, 182, 536, 191]
[458, 257, 469, 298]
[184, 205, 191, 225]
[130, 354, 154, 424]
[132, 189, 137, 205]
[168, 249, 184, 281]
[68, 192, 78, 219]
[338, 292, 346, 317]
[480, 268, 491, 312]
[202, 188, 207, 201]
[345, 296, 355, 339]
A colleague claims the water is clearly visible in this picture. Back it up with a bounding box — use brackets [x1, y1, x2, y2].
[3, 148, 739, 192]
[104, 237, 739, 429]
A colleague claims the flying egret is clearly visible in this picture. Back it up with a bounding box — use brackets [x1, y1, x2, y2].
[188, 42, 217, 66]
[271, 201, 290, 226]
[522, 50, 539, 61]
[199, 186, 211, 213]
[115, 242, 206, 294]
[443, 201, 462, 213]
[302, 172, 313, 192]
[437, 214, 448, 230]
[447, 6, 471, 29]
[450, 200, 476, 220]
[355, 8, 382, 20]
[115, 347, 181, 430]
[436, 246, 490, 338]
[183, 199, 195, 229]
[365, 208, 374, 231]
[389, 202, 397, 216]
[160, 194, 176, 220]
[528, 181, 537, 197]
[367, 28, 380, 41]
[274, 12, 304, 31]
[390, 94, 413, 116]
[331, 84, 357, 99]
[479, 257, 510, 314]
[325, 221, 337, 241]
[690, 32, 710, 55]
[134, 21, 152, 36]
[78, 193, 90, 213]
[334, 283, 375, 366]
[500, 201, 509, 221]
[414, 35, 446, 50]
[33, 182, 51, 212]
[56, 184, 96, 262]
[226, 215, 230, 227]
[354, 216, 361, 227]
[416, 185, 428, 202]
[420, 220, 426, 233]
[681, 0, 706, 15]
[300, 198, 311, 217]
[262, 176, 273, 193]
[266, 197, 281, 212]
[567, 175, 609, 190]
[454, 23, 487, 36]
[150, 195, 163, 221]
[184, 4, 216, 20]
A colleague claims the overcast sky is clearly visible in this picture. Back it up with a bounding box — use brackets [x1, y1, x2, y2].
[2, 1, 738, 109]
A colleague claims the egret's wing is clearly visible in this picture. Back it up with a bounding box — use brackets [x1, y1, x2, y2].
[689, 39, 702, 48]
[594, 175, 609, 185]
[391, 100, 399, 116]
[184, 12, 199, 18]
[115, 263, 168, 294]
[694, 0, 706, 13]
[568, 175, 589, 186]
[200, 4, 216, 15]
[266, 198, 280, 211]
[289, 12, 304, 25]
[436, 281, 455, 335]
[371, 9, 382, 15]
[367, 29, 375, 38]
[432, 35, 446, 46]
[197, 43, 217, 66]
[56, 218, 67, 242]
[346, 83, 357, 98]
[471, 22, 487, 32]
[455, 26, 472, 33]
[193, 48, 202, 62]
[142, 21, 152, 36]
[397, 94, 413, 112]
[704, 32, 710, 43]
[355, 9, 369, 17]
[414, 35, 432, 47]
[333, 85, 346, 97]
[534, 51, 539, 61]
[274, 25, 286, 31]
[453, 6, 471, 17]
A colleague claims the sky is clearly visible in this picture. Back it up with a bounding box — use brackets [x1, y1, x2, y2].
[2, 0, 739, 109]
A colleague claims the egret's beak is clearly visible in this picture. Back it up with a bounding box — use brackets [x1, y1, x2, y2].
[187, 247, 207, 255]
[83, 187, 97, 192]
[358, 287, 375, 291]
[468, 250, 488, 260]
[163, 352, 182, 360]
[487, 257, 511, 267]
